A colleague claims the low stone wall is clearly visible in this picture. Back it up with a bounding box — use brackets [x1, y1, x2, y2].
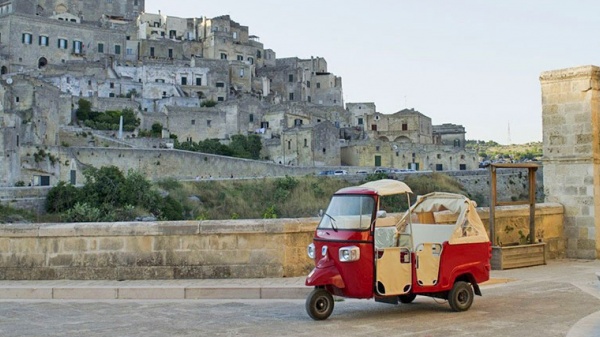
[0, 203, 564, 280]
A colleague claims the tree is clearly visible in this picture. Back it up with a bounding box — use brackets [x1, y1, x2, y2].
[45, 181, 81, 213]
[76, 99, 93, 121]
[151, 122, 163, 136]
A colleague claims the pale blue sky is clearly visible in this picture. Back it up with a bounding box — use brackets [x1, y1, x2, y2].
[146, 0, 600, 144]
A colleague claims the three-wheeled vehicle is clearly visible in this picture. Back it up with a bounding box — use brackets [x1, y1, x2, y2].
[305, 179, 491, 320]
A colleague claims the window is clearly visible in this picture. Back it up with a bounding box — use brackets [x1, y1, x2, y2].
[248, 57, 254, 64]
[304, 139, 308, 147]
[436, 164, 443, 171]
[460, 154, 465, 160]
[109, 93, 115, 97]
[288, 74, 293, 82]
[58, 38, 68, 49]
[307, 81, 310, 88]
[134, 0, 139, 5]
[15, 97, 19, 103]
[237, 55, 243, 61]
[402, 123, 408, 131]
[195, 77, 202, 86]
[126, 48, 133, 55]
[308, 96, 311, 103]
[150, 47, 154, 57]
[22, 33, 32, 44]
[371, 125, 377, 131]
[257, 50, 262, 58]
[216, 82, 225, 88]
[261, 122, 269, 129]
[73, 40, 82, 54]
[376, 146, 380, 151]
[240, 69, 244, 77]
[289, 93, 294, 101]
[317, 83, 321, 88]
[169, 30, 176, 39]
[288, 140, 291, 150]
[437, 154, 441, 159]
[233, 31, 238, 39]
[39, 35, 48, 46]
[191, 119, 195, 125]
[220, 53, 227, 60]
[168, 49, 173, 59]
[181, 77, 187, 85]
[459, 164, 467, 170]
[217, 97, 224, 101]
[358, 118, 363, 125]
[454, 139, 461, 147]
[114, 45, 121, 54]
[98, 43, 104, 53]
[294, 119, 303, 126]
[207, 120, 211, 127]
[249, 114, 254, 122]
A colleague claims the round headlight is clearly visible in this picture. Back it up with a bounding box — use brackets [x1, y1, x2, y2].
[307, 243, 315, 259]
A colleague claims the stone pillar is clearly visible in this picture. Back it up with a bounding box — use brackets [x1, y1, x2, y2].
[540, 65, 600, 259]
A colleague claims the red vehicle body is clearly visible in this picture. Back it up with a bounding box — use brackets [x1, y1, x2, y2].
[305, 179, 491, 320]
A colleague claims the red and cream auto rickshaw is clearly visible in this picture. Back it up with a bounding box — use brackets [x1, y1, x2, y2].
[305, 179, 491, 320]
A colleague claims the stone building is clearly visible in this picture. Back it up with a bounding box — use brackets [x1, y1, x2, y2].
[341, 141, 477, 171]
[256, 57, 343, 107]
[433, 123, 466, 148]
[540, 65, 600, 259]
[0, 1, 478, 188]
[12, 0, 144, 22]
[365, 108, 433, 144]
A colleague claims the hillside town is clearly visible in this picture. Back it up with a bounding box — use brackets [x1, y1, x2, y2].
[0, 0, 477, 187]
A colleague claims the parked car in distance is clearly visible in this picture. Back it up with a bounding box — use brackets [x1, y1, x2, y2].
[373, 168, 391, 174]
[334, 170, 348, 175]
[318, 170, 335, 176]
[356, 170, 369, 175]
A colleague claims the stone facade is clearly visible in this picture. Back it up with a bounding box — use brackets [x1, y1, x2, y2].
[433, 123, 466, 148]
[0, 203, 564, 280]
[540, 65, 600, 259]
[0, 1, 478, 187]
[341, 141, 478, 171]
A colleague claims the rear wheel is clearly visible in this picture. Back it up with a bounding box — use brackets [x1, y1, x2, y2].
[398, 293, 417, 304]
[448, 281, 474, 312]
[306, 288, 334, 320]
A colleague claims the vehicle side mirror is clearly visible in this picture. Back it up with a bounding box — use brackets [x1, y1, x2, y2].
[377, 210, 387, 218]
[318, 209, 324, 217]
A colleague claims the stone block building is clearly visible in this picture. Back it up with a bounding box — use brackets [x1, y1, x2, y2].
[540, 65, 600, 259]
[0, 0, 479, 187]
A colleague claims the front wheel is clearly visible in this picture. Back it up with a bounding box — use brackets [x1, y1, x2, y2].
[306, 288, 334, 320]
[448, 281, 474, 312]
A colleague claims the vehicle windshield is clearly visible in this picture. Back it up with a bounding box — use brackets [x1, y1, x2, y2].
[318, 195, 375, 230]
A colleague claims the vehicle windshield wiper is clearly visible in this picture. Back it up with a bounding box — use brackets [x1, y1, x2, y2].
[323, 213, 338, 232]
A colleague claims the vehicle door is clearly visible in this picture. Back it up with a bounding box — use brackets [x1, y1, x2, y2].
[374, 217, 412, 296]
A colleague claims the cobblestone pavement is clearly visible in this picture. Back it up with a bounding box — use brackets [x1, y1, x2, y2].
[0, 260, 598, 337]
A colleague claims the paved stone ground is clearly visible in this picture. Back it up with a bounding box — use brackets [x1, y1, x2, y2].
[0, 260, 597, 337]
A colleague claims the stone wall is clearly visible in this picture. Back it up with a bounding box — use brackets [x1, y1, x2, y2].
[0, 203, 564, 280]
[540, 65, 600, 259]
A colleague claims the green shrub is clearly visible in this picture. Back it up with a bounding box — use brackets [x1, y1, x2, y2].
[46, 181, 81, 213]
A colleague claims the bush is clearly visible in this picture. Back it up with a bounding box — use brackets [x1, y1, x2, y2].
[46, 181, 81, 213]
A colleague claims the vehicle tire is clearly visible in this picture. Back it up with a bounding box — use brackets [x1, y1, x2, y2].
[448, 281, 474, 312]
[398, 293, 417, 304]
[306, 288, 334, 320]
